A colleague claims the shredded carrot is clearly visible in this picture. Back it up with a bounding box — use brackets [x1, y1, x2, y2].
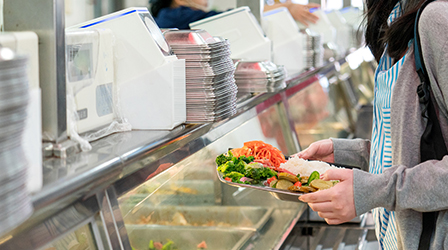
[231, 140, 286, 168]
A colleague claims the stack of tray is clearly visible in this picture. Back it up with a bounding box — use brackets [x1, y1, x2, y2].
[302, 29, 324, 69]
[164, 30, 237, 123]
[234, 60, 287, 94]
[0, 48, 33, 236]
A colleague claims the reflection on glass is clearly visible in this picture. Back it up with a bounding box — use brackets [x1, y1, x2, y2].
[41, 224, 97, 250]
[288, 80, 350, 149]
[118, 114, 306, 250]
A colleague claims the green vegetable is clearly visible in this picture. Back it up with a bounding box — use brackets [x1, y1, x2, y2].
[224, 172, 247, 183]
[149, 240, 155, 250]
[215, 150, 234, 166]
[307, 171, 320, 185]
[162, 240, 174, 250]
[245, 163, 277, 181]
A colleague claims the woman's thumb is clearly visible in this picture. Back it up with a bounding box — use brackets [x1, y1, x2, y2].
[321, 168, 352, 181]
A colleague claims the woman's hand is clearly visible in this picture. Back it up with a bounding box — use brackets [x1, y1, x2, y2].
[287, 3, 320, 26]
[264, 2, 320, 26]
[299, 168, 356, 224]
[293, 139, 334, 162]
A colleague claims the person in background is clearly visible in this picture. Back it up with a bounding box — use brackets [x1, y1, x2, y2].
[149, 0, 319, 29]
[295, 0, 448, 249]
[264, 1, 320, 26]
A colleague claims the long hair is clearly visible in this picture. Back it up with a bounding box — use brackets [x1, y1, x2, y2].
[364, 0, 428, 62]
[150, 0, 172, 17]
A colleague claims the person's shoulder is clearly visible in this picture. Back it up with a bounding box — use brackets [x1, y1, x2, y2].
[420, 0, 448, 26]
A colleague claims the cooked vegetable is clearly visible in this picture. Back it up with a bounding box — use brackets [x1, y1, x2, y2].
[300, 176, 309, 184]
[278, 172, 299, 183]
[267, 176, 277, 185]
[293, 181, 302, 187]
[307, 171, 320, 185]
[288, 185, 317, 193]
[310, 179, 334, 190]
[276, 179, 294, 190]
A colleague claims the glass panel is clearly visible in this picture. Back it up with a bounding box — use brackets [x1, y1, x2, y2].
[119, 104, 306, 250]
[40, 223, 98, 250]
[288, 79, 352, 150]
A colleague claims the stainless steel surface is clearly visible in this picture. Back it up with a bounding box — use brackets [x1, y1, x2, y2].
[217, 168, 305, 202]
[0, 195, 99, 250]
[4, 0, 67, 143]
[97, 189, 125, 250]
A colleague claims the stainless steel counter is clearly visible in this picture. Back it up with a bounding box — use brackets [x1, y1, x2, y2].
[0, 48, 376, 250]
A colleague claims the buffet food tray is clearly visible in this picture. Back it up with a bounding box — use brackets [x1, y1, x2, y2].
[122, 205, 274, 232]
[119, 180, 217, 206]
[127, 225, 254, 250]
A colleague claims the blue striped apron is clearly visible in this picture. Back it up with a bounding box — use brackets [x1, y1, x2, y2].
[369, 2, 407, 249]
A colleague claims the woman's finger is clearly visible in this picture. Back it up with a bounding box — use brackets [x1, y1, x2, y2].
[322, 168, 353, 181]
[299, 188, 333, 203]
[308, 201, 335, 212]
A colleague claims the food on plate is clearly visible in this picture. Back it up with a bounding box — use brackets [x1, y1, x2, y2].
[279, 156, 336, 176]
[230, 140, 287, 168]
[216, 142, 339, 193]
[197, 241, 208, 249]
[147, 240, 176, 250]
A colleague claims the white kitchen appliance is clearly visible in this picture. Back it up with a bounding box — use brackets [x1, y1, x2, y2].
[262, 7, 305, 75]
[326, 10, 352, 56]
[65, 29, 115, 136]
[190, 7, 272, 62]
[68, 8, 186, 130]
[0, 31, 42, 193]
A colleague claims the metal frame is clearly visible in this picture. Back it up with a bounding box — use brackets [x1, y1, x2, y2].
[4, 0, 67, 143]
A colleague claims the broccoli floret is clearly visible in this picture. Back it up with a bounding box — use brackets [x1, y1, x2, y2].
[215, 150, 234, 166]
[224, 172, 245, 183]
[244, 163, 277, 181]
[217, 161, 235, 174]
[239, 155, 254, 164]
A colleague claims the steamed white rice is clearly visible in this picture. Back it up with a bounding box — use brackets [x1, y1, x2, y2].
[279, 156, 337, 176]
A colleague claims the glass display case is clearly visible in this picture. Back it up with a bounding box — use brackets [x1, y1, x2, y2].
[118, 105, 307, 250]
[40, 223, 99, 250]
[0, 48, 377, 250]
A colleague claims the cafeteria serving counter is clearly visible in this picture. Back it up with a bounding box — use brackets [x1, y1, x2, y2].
[0, 48, 376, 250]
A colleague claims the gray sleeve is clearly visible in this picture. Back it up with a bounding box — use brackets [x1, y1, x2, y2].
[331, 138, 370, 171]
[353, 155, 448, 215]
[420, 1, 448, 120]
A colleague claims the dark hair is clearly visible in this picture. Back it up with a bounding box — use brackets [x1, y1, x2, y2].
[364, 0, 427, 62]
[150, 0, 172, 18]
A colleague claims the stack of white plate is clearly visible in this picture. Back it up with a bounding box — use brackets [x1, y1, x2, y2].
[0, 48, 33, 236]
[234, 60, 287, 94]
[164, 30, 237, 123]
